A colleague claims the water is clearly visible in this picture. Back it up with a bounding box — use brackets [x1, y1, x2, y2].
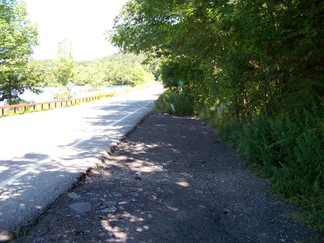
[0, 85, 129, 106]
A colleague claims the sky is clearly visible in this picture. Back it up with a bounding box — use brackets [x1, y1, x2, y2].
[25, 0, 128, 61]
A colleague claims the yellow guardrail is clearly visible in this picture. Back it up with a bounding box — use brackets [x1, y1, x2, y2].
[0, 94, 113, 117]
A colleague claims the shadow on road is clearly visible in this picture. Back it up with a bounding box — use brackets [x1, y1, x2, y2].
[0, 86, 163, 239]
[18, 114, 323, 242]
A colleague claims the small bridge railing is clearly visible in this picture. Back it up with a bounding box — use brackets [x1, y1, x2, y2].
[0, 94, 113, 117]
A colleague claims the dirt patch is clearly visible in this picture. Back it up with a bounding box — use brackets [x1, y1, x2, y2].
[17, 113, 322, 242]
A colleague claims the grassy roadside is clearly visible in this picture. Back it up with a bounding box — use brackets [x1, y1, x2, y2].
[153, 90, 324, 232]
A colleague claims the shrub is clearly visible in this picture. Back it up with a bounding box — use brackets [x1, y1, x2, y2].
[53, 89, 72, 100]
[154, 90, 194, 116]
[214, 108, 324, 230]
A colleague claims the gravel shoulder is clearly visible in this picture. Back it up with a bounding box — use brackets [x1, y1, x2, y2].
[16, 113, 323, 242]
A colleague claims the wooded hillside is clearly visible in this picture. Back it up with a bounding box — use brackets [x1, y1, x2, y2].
[33, 53, 157, 87]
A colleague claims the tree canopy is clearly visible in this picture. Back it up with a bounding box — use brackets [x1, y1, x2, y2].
[34, 53, 157, 88]
[111, 0, 323, 117]
[53, 39, 75, 86]
[0, 0, 39, 104]
[111, 0, 324, 229]
[73, 53, 156, 87]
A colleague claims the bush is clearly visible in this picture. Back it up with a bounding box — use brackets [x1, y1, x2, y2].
[53, 89, 72, 100]
[213, 108, 324, 230]
[154, 90, 194, 116]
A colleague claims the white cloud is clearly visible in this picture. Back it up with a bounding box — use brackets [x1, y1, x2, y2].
[26, 0, 128, 61]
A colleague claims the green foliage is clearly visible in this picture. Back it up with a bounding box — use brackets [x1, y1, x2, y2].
[29, 60, 56, 86]
[75, 61, 107, 87]
[146, 58, 161, 81]
[112, 0, 324, 229]
[52, 57, 75, 86]
[160, 57, 219, 118]
[74, 53, 154, 87]
[0, 0, 39, 104]
[33, 53, 155, 88]
[52, 39, 75, 86]
[108, 63, 145, 86]
[154, 90, 193, 116]
[215, 108, 324, 230]
[52, 89, 72, 100]
[112, 0, 323, 116]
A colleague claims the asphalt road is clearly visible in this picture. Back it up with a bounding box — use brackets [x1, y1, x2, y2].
[0, 83, 163, 237]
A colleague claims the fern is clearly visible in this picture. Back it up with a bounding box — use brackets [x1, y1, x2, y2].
[215, 107, 324, 230]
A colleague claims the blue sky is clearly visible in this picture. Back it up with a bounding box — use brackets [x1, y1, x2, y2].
[26, 0, 128, 61]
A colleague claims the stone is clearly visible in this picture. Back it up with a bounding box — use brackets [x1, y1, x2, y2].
[69, 202, 92, 215]
[0, 231, 12, 242]
[101, 206, 117, 213]
[67, 192, 81, 200]
[135, 171, 142, 180]
[223, 209, 231, 214]
[100, 201, 118, 213]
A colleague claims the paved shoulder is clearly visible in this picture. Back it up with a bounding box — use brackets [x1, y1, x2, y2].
[17, 113, 323, 242]
[0, 83, 162, 240]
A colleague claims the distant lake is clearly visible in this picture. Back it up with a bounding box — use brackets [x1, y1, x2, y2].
[0, 85, 129, 106]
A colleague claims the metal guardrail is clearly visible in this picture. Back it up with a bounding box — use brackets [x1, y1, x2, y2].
[0, 94, 113, 117]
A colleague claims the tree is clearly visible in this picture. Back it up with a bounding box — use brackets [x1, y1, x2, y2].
[0, 0, 39, 104]
[111, 0, 323, 117]
[52, 39, 75, 86]
[73, 53, 154, 87]
[110, 0, 324, 229]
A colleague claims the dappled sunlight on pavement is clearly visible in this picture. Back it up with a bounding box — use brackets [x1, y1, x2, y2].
[16, 113, 323, 242]
[0, 83, 163, 237]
